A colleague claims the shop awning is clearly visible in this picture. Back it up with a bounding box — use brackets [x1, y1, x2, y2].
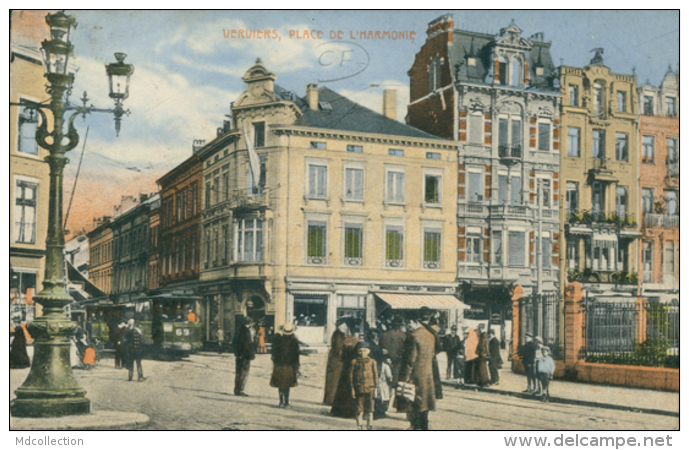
[375, 293, 468, 310]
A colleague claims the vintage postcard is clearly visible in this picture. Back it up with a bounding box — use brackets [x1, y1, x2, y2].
[9, 9, 679, 440]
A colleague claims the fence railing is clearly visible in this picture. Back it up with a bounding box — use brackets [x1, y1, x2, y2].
[643, 213, 679, 228]
[519, 292, 561, 358]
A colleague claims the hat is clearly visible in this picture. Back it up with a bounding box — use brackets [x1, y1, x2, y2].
[488, 329, 496, 335]
[283, 323, 295, 335]
[525, 332, 533, 338]
[535, 336, 543, 344]
[356, 341, 370, 350]
[419, 306, 434, 320]
[451, 325, 458, 331]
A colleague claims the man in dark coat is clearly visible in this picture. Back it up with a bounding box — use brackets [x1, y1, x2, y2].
[324, 320, 348, 405]
[234, 316, 255, 396]
[113, 321, 127, 369]
[519, 332, 538, 393]
[476, 324, 490, 387]
[10, 324, 31, 369]
[270, 323, 300, 408]
[331, 319, 361, 418]
[419, 307, 443, 400]
[396, 311, 436, 431]
[442, 325, 461, 380]
[487, 329, 503, 385]
[380, 317, 406, 387]
[122, 319, 146, 382]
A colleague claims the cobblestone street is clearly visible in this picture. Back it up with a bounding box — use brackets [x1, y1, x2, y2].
[10, 352, 678, 430]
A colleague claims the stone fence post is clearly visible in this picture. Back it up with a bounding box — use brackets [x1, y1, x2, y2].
[563, 281, 585, 372]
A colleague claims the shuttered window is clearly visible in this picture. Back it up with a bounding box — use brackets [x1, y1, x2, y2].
[469, 114, 483, 144]
[508, 231, 525, 267]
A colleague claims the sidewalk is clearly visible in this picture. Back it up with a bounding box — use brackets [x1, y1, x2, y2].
[437, 353, 679, 417]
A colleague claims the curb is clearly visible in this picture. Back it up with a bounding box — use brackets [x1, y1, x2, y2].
[10, 411, 150, 431]
[441, 381, 679, 418]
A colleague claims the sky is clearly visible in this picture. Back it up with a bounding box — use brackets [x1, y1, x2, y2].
[10, 10, 679, 237]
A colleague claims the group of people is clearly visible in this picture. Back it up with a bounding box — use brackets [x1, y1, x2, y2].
[443, 323, 503, 388]
[519, 332, 555, 401]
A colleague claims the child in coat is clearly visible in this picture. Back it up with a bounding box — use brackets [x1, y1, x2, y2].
[350, 343, 378, 430]
[535, 346, 555, 401]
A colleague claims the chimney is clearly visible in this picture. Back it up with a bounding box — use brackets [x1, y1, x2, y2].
[307, 83, 318, 110]
[383, 89, 397, 120]
[193, 139, 206, 153]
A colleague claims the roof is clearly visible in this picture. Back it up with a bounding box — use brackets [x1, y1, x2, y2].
[375, 293, 468, 310]
[292, 87, 444, 140]
[67, 261, 106, 299]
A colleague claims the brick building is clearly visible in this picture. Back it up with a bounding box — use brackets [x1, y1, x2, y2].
[87, 216, 113, 295]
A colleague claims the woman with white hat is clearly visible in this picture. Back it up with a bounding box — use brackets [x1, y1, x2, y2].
[270, 323, 300, 408]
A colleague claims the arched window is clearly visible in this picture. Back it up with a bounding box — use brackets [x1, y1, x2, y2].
[593, 83, 604, 118]
[511, 58, 521, 87]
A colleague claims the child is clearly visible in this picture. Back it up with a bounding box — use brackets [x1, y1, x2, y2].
[535, 347, 555, 402]
[350, 342, 378, 430]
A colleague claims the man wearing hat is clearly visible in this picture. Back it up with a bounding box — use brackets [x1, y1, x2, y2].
[380, 316, 406, 387]
[443, 325, 461, 381]
[122, 319, 146, 382]
[487, 329, 503, 385]
[519, 332, 539, 393]
[234, 315, 255, 396]
[419, 307, 443, 400]
[270, 323, 300, 407]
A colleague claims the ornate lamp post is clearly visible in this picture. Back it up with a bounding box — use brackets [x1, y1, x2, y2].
[11, 11, 134, 418]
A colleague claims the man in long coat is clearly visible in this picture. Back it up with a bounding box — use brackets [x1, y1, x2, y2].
[419, 307, 443, 399]
[442, 325, 461, 380]
[487, 329, 503, 385]
[380, 317, 406, 387]
[330, 319, 361, 418]
[234, 316, 255, 396]
[270, 323, 300, 407]
[476, 324, 491, 387]
[396, 312, 436, 431]
[464, 327, 479, 384]
[323, 320, 348, 405]
[519, 332, 538, 393]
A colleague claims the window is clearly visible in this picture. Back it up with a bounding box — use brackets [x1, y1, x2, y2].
[424, 174, 441, 204]
[174, 241, 180, 273]
[388, 148, 404, 156]
[538, 123, 550, 151]
[347, 145, 362, 153]
[567, 241, 579, 270]
[509, 176, 521, 206]
[426, 152, 440, 160]
[541, 236, 551, 269]
[469, 114, 483, 144]
[13, 180, 37, 244]
[222, 171, 229, 201]
[566, 182, 579, 215]
[512, 120, 522, 151]
[498, 60, 507, 85]
[667, 138, 678, 167]
[616, 186, 627, 217]
[592, 241, 616, 271]
[666, 191, 678, 215]
[343, 223, 363, 266]
[492, 230, 502, 264]
[345, 168, 364, 201]
[236, 218, 263, 262]
[191, 235, 196, 269]
[429, 57, 441, 91]
[663, 242, 675, 276]
[310, 141, 326, 149]
[643, 96, 654, 115]
[17, 105, 38, 155]
[218, 225, 226, 264]
[511, 58, 521, 86]
[308, 164, 327, 198]
[569, 85, 578, 106]
[592, 130, 605, 159]
[617, 91, 627, 112]
[253, 122, 265, 148]
[423, 228, 441, 269]
[385, 225, 404, 267]
[192, 183, 198, 214]
[642, 188, 653, 214]
[593, 84, 604, 118]
[591, 181, 604, 216]
[508, 231, 525, 267]
[498, 175, 508, 204]
[468, 172, 483, 203]
[466, 235, 481, 263]
[615, 133, 628, 161]
[567, 127, 580, 157]
[642, 242, 653, 283]
[248, 155, 266, 195]
[667, 97, 677, 115]
[306, 221, 327, 264]
[642, 136, 655, 163]
[386, 171, 405, 203]
[540, 179, 551, 208]
[499, 118, 509, 148]
[176, 192, 182, 222]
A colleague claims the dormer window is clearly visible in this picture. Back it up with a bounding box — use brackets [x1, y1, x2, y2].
[429, 57, 442, 91]
[535, 66, 544, 76]
[467, 56, 477, 67]
[511, 59, 521, 87]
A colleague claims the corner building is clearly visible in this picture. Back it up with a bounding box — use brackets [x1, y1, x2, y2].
[408, 16, 561, 330]
[197, 60, 459, 347]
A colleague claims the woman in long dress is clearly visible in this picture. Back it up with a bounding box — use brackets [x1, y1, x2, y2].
[10, 324, 31, 369]
[270, 323, 300, 408]
[323, 320, 348, 405]
[330, 324, 361, 418]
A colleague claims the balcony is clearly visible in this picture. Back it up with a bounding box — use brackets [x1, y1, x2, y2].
[498, 143, 522, 164]
[643, 213, 679, 228]
[489, 204, 529, 217]
[589, 158, 617, 182]
[567, 210, 637, 228]
[231, 191, 268, 211]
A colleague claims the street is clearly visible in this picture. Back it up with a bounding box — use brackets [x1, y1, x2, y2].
[10, 352, 679, 430]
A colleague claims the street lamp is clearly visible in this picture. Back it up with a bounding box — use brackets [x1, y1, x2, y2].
[11, 11, 134, 418]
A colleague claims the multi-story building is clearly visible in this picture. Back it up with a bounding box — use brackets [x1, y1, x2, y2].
[10, 16, 52, 322]
[87, 216, 113, 295]
[111, 193, 160, 304]
[155, 153, 203, 299]
[197, 59, 460, 346]
[65, 234, 90, 279]
[148, 205, 160, 292]
[408, 16, 561, 321]
[637, 68, 679, 302]
[558, 50, 640, 296]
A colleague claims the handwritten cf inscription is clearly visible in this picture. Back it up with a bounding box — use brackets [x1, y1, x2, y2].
[316, 41, 369, 83]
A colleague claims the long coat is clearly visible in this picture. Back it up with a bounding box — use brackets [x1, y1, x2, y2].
[488, 336, 503, 369]
[323, 329, 345, 405]
[422, 323, 443, 399]
[235, 325, 255, 360]
[476, 331, 491, 386]
[350, 354, 378, 395]
[10, 328, 31, 369]
[270, 333, 300, 388]
[396, 326, 436, 413]
[380, 329, 406, 385]
[330, 335, 361, 417]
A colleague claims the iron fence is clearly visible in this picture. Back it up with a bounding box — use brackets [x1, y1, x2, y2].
[519, 292, 561, 358]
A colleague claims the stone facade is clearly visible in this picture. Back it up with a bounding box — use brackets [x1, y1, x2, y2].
[87, 218, 114, 295]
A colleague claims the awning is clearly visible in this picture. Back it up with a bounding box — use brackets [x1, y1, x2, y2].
[375, 293, 468, 310]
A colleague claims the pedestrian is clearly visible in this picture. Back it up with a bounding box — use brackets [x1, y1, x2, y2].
[519, 333, 539, 393]
[234, 316, 255, 396]
[443, 325, 461, 380]
[330, 319, 361, 418]
[270, 323, 300, 408]
[350, 342, 378, 430]
[122, 319, 146, 382]
[113, 321, 127, 369]
[464, 327, 479, 384]
[487, 329, 503, 386]
[10, 322, 31, 369]
[396, 311, 436, 431]
[323, 318, 348, 405]
[374, 350, 394, 419]
[419, 307, 443, 400]
[454, 327, 467, 386]
[257, 322, 267, 354]
[380, 316, 406, 388]
[476, 324, 491, 387]
[535, 346, 555, 401]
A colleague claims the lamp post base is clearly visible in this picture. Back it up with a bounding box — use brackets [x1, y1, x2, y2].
[11, 398, 90, 418]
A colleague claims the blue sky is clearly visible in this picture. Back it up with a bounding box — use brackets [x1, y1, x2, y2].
[12, 10, 678, 233]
